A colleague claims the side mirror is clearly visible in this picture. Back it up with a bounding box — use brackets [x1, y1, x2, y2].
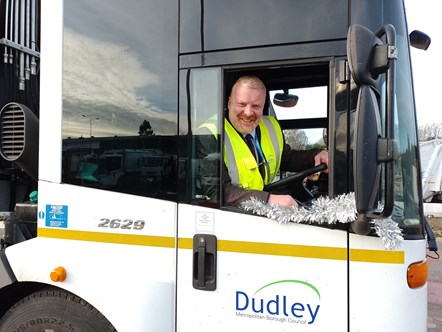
[347, 24, 383, 88]
[347, 24, 398, 233]
[409, 30, 431, 51]
[353, 85, 381, 215]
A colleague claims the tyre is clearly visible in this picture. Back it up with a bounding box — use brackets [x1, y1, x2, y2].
[0, 287, 116, 332]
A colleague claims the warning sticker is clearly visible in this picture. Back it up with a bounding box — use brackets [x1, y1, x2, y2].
[45, 205, 68, 228]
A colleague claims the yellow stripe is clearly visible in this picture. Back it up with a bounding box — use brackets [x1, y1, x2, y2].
[38, 228, 404, 264]
[178, 238, 404, 264]
[219, 240, 347, 261]
[38, 228, 175, 248]
[349, 248, 404, 264]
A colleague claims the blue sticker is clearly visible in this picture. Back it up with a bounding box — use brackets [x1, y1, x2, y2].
[45, 205, 68, 228]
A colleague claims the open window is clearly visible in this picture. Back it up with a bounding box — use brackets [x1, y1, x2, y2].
[185, 63, 331, 208]
[268, 85, 328, 202]
[222, 64, 329, 204]
[270, 86, 327, 150]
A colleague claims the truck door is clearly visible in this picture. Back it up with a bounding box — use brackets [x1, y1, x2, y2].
[176, 64, 349, 331]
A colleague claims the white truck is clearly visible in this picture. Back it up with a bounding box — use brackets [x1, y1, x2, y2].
[420, 138, 442, 216]
[0, 0, 436, 331]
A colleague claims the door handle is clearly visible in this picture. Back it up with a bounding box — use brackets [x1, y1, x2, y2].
[193, 234, 217, 291]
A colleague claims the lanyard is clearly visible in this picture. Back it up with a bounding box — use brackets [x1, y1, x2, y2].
[254, 134, 265, 164]
[254, 134, 271, 181]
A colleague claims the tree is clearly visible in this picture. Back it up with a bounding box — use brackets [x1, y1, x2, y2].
[283, 129, 308, 150]
[138, 120, 154, 136]
[418, 122, 442, 141]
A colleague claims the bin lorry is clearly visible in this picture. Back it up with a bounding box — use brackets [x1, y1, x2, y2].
[0, 0, 435, 331]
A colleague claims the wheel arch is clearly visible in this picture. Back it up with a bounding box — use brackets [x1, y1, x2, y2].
[0, 251, 114, 327]
[0, 250, 46, 318]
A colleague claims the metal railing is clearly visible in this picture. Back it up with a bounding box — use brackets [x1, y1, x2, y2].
[1, 0, 40, 90]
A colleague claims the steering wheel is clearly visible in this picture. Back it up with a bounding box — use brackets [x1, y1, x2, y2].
[264, 163, 327, 201]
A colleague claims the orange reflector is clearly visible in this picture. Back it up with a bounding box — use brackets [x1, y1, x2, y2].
[407, 259, 428, 289]
[50, 266, 67, 282]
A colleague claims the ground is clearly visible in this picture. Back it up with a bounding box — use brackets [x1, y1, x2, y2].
[428, 217, 442, 238]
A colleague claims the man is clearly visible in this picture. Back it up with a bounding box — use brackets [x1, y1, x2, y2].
[199, 75, 328, 207]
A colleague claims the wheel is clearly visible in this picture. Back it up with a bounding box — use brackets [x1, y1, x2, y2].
[264, 164, 327, 203]
[264, 163, 327, 192]
[0, 287, 116, 332]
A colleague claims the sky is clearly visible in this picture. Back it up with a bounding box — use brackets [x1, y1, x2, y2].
[404, 0, 442, 127]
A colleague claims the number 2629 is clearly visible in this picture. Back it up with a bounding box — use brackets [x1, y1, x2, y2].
[98, 218, 145, 230]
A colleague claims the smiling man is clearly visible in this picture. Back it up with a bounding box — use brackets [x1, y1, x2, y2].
[227, 77, 265, 135]
[199, 75, 328, 207]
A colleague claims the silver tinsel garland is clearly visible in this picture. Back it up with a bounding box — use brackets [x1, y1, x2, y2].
[240, 193, 403, 250]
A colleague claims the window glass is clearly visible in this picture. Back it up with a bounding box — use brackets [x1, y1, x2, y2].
[270, 87, 327, 120]
[271, 86, 327, 149]
[282, 128, 327, 150]
[391, 32, 422, 235]
[62, 0, 178, 200]
[190, 69, 223, 132]
[179, 68, 222, 206]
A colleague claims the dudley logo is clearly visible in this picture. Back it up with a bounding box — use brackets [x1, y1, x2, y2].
[235, 279, 321, 325]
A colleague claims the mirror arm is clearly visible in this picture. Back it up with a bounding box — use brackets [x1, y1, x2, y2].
[371, 44, 398, 77]
[377, 138, 398, 163]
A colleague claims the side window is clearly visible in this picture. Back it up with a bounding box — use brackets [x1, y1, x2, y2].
[61, 0, 178, 200]
[268, 84, 329, 201]
[181, 64, 330, 209]
[180, 68, 223, 206]
[270, 86, 328, 150]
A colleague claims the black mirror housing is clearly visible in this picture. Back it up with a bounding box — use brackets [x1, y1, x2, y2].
[409, 30, 431, 50]
[353, 86, 381, 214]
[347, 24, 383, 87]
[273, 93, 298, 108]
[347, 24, 397, 232]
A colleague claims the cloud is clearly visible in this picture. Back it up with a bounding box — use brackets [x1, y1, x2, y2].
[62, 28, 177, 138]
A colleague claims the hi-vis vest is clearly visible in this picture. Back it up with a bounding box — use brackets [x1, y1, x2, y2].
[202, 116, 283, 190]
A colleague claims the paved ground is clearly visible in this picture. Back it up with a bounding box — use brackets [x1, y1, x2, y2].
[428, 237, 442, 331]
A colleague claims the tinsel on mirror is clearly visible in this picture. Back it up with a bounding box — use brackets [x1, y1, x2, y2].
[239, 192, 403, 250]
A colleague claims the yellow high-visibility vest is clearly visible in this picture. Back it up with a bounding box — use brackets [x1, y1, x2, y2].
[201, 116, 283, 190]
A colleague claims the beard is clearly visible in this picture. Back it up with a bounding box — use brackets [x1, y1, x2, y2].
[231, 116, 259, 134]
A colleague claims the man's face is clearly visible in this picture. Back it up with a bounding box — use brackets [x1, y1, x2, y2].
[228, 83, 266, 135]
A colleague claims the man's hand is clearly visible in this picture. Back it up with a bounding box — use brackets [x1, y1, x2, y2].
[314, 150, 329, 173]
[268, 194, 298, 207]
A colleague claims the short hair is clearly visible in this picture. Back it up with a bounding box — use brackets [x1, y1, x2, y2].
[232, 75, 266, 93]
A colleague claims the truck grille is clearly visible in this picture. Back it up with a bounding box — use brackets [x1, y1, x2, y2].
[0, 103, 26, 161]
